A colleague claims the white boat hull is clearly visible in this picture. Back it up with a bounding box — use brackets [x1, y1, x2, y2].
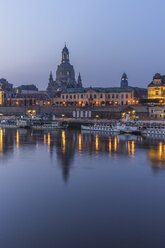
[81, 125, 119, 132]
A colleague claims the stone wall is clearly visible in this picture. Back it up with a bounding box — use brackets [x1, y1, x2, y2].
[0, 105, 149, 119]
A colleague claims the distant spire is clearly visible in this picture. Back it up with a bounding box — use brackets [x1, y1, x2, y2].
[77, 73, 82, 88]
[49, 71, 53, 82]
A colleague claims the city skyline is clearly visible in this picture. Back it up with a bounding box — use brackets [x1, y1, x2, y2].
[0, 0, 164, 89]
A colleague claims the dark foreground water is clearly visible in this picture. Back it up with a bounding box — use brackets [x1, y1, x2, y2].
[0, 128, 165, 248]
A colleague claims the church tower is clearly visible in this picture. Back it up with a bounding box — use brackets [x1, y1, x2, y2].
[47, 45, 83, 92]
[121, 73, 128, 88]
[47, 71, 55, 91]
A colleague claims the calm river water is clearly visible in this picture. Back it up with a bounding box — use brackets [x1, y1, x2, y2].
[0, 128, 165, 248]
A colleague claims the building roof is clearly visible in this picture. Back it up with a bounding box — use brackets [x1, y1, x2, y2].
[62, 87, 133, 94]
[16, 92, 50, 100]
[16, 84, 38, 91]
[128, 86, 147, 98]
[148, 74, 165, 87]
[0, 78, 9, 84]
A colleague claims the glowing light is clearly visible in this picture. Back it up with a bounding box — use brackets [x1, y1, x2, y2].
[131, 141, 135, 157]
[95, 135, 99, 151]
[114, 136, 117, 152]
[159, 142, 163, 158]
[47, 133, 50, 144]
[109, 137, 112, 153]
[128, 140, 135, 157]
[62, 130, 66, 153]
[78, 133, 82, 151]
[128, 140, 131, 156]
[44, 134, 46, 145]
[16, 130, 19, 149]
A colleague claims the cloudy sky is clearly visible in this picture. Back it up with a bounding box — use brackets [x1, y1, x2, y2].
[0, 0, 164, 89]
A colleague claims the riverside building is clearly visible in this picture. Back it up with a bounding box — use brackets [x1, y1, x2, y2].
[53, 87, 134, 106]
[148, 73, 165, 104]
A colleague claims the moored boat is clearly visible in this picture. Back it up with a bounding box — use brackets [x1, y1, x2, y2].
[31, 121, 68, 129]
[81, 123, 119, 133]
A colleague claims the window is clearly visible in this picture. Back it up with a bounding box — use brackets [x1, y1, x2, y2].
[74, 95, 76, 99]
[70, 95, 72, 99]
[126, 94, 128, 99]
[62, 95, 64, 99]
[108, 94, 110, 99]
[116, 94, 118, 99]
[156, 91, 158, 95]
[112, 94, 114, 98]
[100, 94, 103, 98]
[90, 94, 92, 98]
[66, 95, 68, 99]
[67, 71, 70, 76]
[94, 94, 96, 98]
[81, 94, 83, 99]
[121, 94, 123, 99]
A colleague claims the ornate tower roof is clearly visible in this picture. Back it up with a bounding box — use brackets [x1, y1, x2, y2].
[62, 44, 69, 63]
[121, 72, 128, 88]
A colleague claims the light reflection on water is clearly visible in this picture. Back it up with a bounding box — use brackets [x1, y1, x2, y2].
[0, 129, 165, 247]
[0, 128, 165, 176]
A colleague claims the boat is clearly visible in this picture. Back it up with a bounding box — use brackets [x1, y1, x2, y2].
[0, 119, 17, 128]
[31, 121, 68, 129]
[141, 126, 165, 136]
[81, 121, 141, 134]
[16, 119, 30, 128]
[81, 123, 119, 132]
[118, 123, 140, 134]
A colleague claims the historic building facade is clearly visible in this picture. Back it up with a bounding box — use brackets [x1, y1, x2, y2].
[0, 78, 13, 105]
[148, 73, 165, 102]
[53, 87, 134, 107]
[47, 45, 83, 92]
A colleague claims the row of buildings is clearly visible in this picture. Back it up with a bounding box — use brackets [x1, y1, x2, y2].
[0, 45, 164, 108]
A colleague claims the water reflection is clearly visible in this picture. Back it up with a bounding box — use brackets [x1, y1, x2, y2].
[0, 129, 165, 179]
